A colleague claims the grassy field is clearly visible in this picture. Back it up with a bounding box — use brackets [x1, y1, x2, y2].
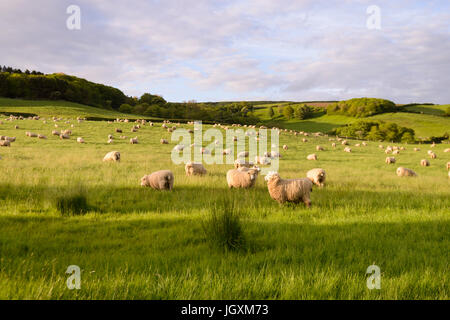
[253, 103, 450, 138]
[0, 98, 154, 119]
[0, 111, 449, 299]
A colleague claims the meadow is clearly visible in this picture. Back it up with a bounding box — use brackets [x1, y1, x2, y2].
[0, 106, 449, 299]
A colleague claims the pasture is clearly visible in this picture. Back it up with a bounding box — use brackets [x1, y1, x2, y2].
[0, 114, 449, 299]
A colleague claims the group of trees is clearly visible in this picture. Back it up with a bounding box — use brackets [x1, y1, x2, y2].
[326, 98, 398, 117]
[0, 65, 44, 75]
[268, 104, 314, 120]
[333, 120, 415, 143]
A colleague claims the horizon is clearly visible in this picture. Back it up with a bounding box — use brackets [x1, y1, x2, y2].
[1, 0, 449, 104]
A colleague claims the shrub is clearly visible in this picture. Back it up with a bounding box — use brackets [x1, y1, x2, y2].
[326, 98, 397, 117]
[202, 200, 245, 251]
[56, 191, 89, 216]
[334, 120, 415, 143]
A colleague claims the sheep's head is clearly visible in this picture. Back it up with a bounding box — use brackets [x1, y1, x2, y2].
[247, 168, 260, 181]
[140, 175, 148, 186]
[264, 171, 279, 182]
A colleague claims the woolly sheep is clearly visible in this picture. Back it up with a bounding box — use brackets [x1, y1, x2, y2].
[270, 151, 281, 158]
[0, 140, 10, 147]
[222, 148, 232, 155]
[316, 145, 324, 151]
[185, 162, 207, 176]
[115, 128, 122, 133]
[283, 145, 288, 150]
[344, 147, 352, 153]
[103, 151, 120, 162]
[331, 143, 336, 148]
[237, 151, 249, 158]
[234, 159, 254, 169]
[306, 168, 326, 187]
[77, 137, 85, 143]
[255, 156, 271, 165]
[173, 144, 185, 152]
[140, 170, 174, 191]
[307, 154, 317, 160]
[38, 134, 47, 139]
[108, 134, 113, 140]
[446, 162, 450, 171]
[226, 168, 260, 189]
[429, 152, 437, 159]
[414, 148, 420, 152]
[265, 171, 313, 206]
[396, 167, 417, 177]
[392, 150, 400, 155]
[52, 130, 60, 136]
[385, 157, 396, 164]
[420, 159, 430, 167]
[59, 134, 70, 139]
[160, 139, 169, 144]
[130, 137, 138, 144]
[444, 148, 450, 153]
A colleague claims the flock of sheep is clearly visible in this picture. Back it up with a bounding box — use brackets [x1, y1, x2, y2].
[1, 114, 449, 208]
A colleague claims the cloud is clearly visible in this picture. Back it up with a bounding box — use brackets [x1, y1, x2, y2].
[0, 0, 449, 103]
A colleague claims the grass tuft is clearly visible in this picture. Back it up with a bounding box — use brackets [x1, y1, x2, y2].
[55, 190, 89, 216]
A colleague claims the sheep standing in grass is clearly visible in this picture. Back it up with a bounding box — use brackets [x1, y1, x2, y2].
[265, 171, 313, 207]
[0, 140, 10, 147]
[344, 147, 352, 153]
[77, 137, 85, 143]
[283, 145, 288, 150]
[59, 133, 70, 139]
[185, 162, 207, 176]
[306, 168, 326, 187]
[420, 159, 430, 167]
[160, 139, 168, 144]
[141, 170, 174, 191]
[38, 134, 47, 139]
[316, 145, 324, 151]
[237, 151, 249, 158]
[226, 168, 259, 189]
[52, 130, 60, 136]
[444, 148, 450, 153]
[307, 154, 317, 160]
[396, 167, 417, 177]
[130, 137, 138, 144]
[331, 143, 336, 148]
[255, 156, 271, 165]
[103, 151, 120, 162]
[429, 152, 436, 159]
[234, 159, 254, 169]
[385, 157, 396, 164]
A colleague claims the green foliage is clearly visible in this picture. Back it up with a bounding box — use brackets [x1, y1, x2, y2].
[446, 107, 450, 117]
[327, 98, 397, 117]
[334, 120, 415, 142]
[294, 104, 313, 120]
[283, 105, 294, 119]
[119, 103, 132, 114]
[139, 93, 166, 106]
[202, 200, 245, 251]
[268, 106, 275, 118]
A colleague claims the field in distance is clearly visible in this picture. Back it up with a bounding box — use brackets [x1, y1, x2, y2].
[0, 110, 448, 299]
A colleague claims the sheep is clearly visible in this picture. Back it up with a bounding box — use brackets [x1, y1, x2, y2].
[396, 167, 417, 177]
[173, 144, 185, 152]
[130, 137, 138, 144]
[108, 139, 113, 144]
[385, 147, 392, 154]
[26, 132, 38, 137]
[444, 148, 450, 153]
[52, 130, 60, 136]
[0, 140, 11, 147]
[341, 140, 348, 145]
[38, 134, 47, 139]
[392, 150, 400, 155]
[160, 139, 169, 144]
[115, 128, 122, 133]
[379, 145, 384, 149]
[226, 168, 260, 188]
[237, 151, 249, 158]
[103, 151, 120, 162]
[429, 152, 437, 159]
[306, 168, 326, 187]
[362, 142, 367, 146]
[255, 156, 271, 165]
[344, 147, 352, 153]
[62, 130, 72, 135]
[302, 138, 308, 142]
[307, 154, 317, 160]
[385, 157, 396, 164]
[234, 159, 254, 169]
[446, 162, 450, 171]
[5, 136, 15, 142]
[108, 134, 113, 140]
[59, 134, 70, 139]
[283, 145, 288, 150]
[420, 159, 430, 167]
[316, 145, 324, 151]
[140, 170, 174, 190]
[222, 148, 232, 155]
[265, 171, 313, 207]
[270, 151, 281, 158]
[14, 125, 19, 129]
[185, 162, 207, 176]
[354, 143, 360, 147]
[414, 148, 420, 152]
[331, 143, 336, 148]
[77, 137, 85, 143]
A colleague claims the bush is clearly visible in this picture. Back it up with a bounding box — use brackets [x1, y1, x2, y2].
[202, 200, 245, 251]
[334, 120, 415, 143]
[327, 98, 397, 117]
[56, 192, 89, 216]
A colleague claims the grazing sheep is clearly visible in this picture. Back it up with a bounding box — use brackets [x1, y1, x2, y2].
[362, 142, 367, 146]
[173, 144, 185, 152]
[62, 130, 72, 135]
[306, 168, 326, 187]
[59, 134, 70, 139]
[130, 137, 138, 144]
[414, 148, 420, 152]
[331, 143, 336, 148]
[283, 145, 288, 150]
[234, 159, 254, 169]
[420, 159, 430, 167]
[385, 157, 396, 164]
[341, 140, 348, 145]
[255, 156, 271, 165]
[52, 130, 60, 136]
[108, 139, 113, 144]
[302, 138, 308, 143]
[392, 150, 400, 155]
[5, 136, 15, 142]
[307, 154, 317, 160]
[0, 140, 11, 147]
[379, 145, 384, 149]
[354, 143, 360, 147]
[103, 151, 121, 162]
[429, 152, 437, 159]
[185, 162, 207, 176]
[226, 168, 259, 188]
[444, 148, 450, 153]
[77, 137, 85, 143]
[160, 139, 169, 144]
[115, 128, 122, 133]
[222, 148, 232, 155]
[265, 171, 313, 206]
[108, 134, 113, 140]
[237, 151, 249, 158]
[38, 134, 47, 139]
[270, 151, 281, 158]
[396, 167, 417, 177]
[26, 132, 38, 137]
[140, 170, 174, 191]
[316, 145, 324, 151]
[14, 125, 19, 129]
[344, 147, 352, 153]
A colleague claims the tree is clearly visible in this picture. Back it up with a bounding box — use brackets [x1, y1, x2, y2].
[268, 107, 275, 118]
[283, 105, 294, 119]
[119, 103, 132, 114]
[294, 104, 312, 120]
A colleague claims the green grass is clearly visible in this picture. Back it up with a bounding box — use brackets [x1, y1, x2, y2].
[0, 98, 155, 119]
[253, 103, 450, 138]
[0, 109, 449, 299]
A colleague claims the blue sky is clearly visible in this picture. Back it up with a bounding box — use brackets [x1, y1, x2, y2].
[1, 0, 449, 103]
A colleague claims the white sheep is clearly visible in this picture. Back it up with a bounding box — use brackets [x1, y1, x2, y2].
[255, 156, 271, 165]
[420, 159, 430, 167]
[265, 171, 313, 207]
[141, 170, 174, 190]
[130, 137, 138, 144]
[306, 168, 326, 187]
[103, 151, 120, 162]
[226, 168, 259, 188]
[385, 157, 396, 164]
[344, 147, 352, 153]
[234, 159, 254, 169]
[396, 167, 417, 177]
[307, 154, 317, 160]
[185, 162, 207, 176]
[77, 137, 85, 143]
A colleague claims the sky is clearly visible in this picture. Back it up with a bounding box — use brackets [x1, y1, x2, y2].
[1, 0, 449, 103]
